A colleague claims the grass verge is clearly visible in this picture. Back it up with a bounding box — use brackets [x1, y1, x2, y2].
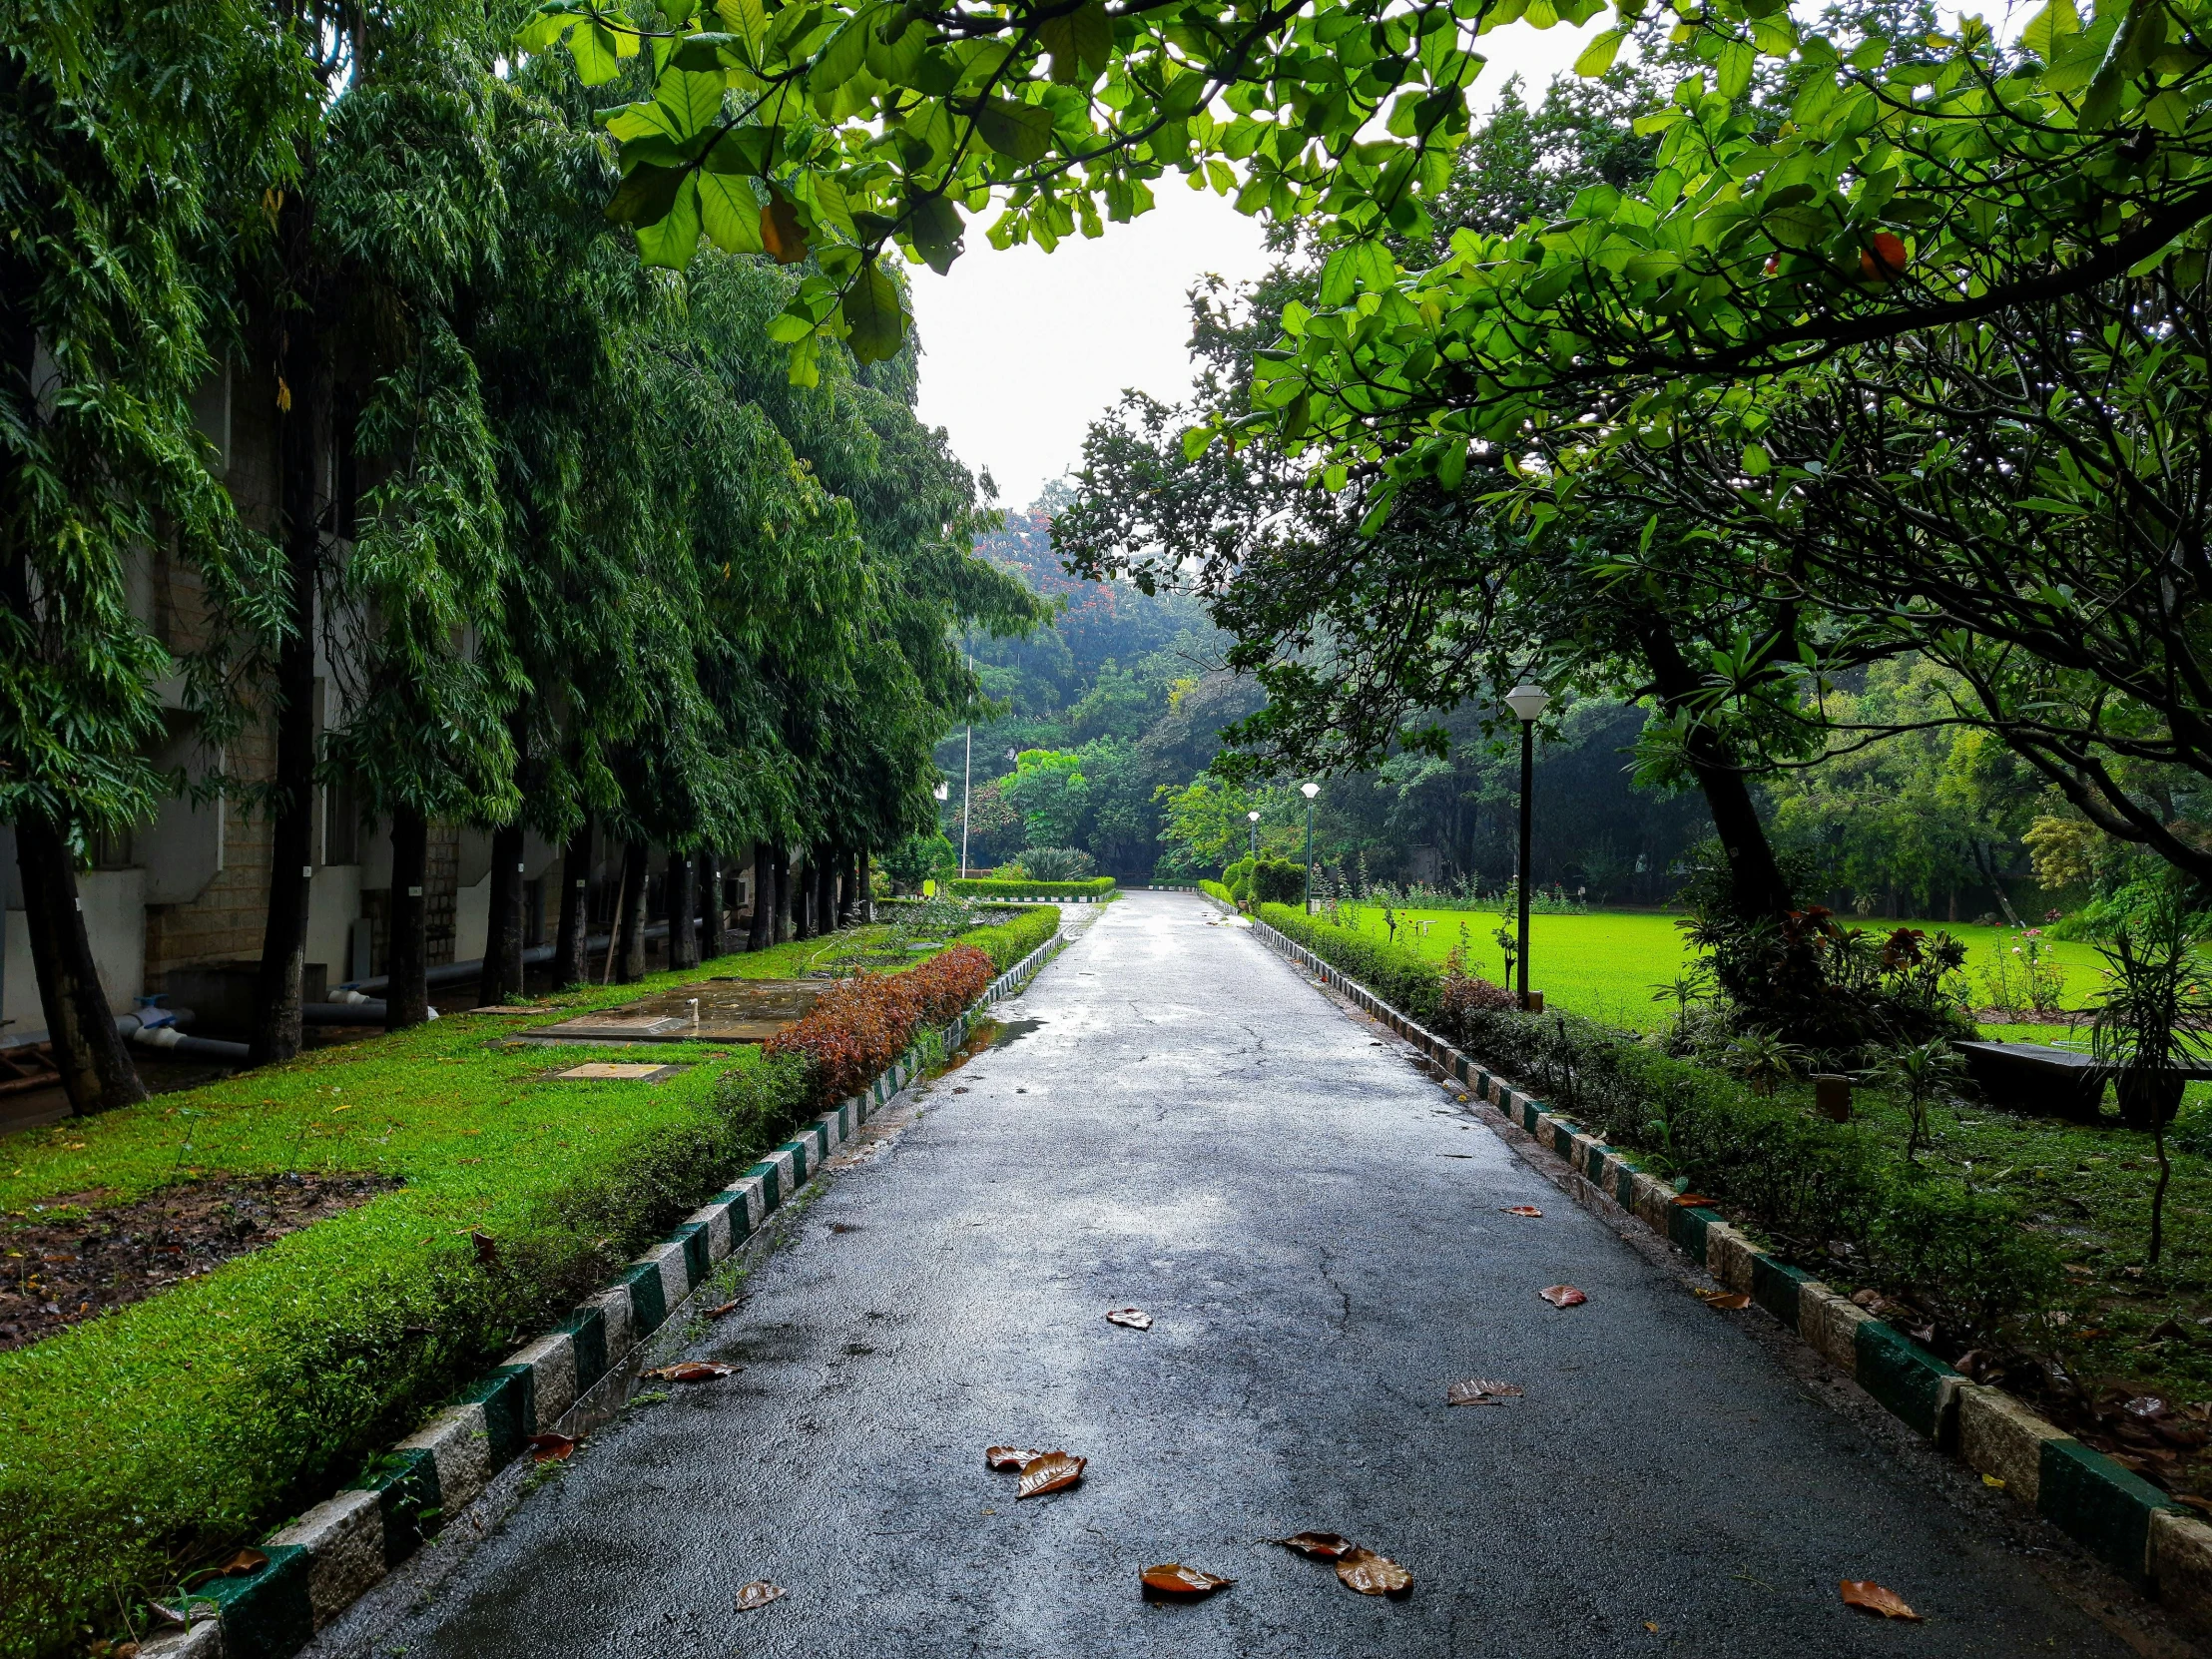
[0, 906, 1056, 1658]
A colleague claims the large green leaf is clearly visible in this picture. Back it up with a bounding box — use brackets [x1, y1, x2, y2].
[606, 163, 689, 227]
[1038, 1, 1113, 84]
[699, 171, 765, 253]
[975, 97, 1056, 162]
[633, 175, 703, 268]
[842, 264, 907, 362]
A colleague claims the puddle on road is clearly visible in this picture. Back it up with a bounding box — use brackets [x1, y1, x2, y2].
[934, 1017, 1047, 1077]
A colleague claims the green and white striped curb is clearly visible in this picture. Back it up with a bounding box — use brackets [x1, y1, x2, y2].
[1216, 896, 2212, 1637]
[139, 925, 1070, 1659]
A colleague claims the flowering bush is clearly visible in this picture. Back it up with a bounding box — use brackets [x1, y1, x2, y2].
[766, 945, 996, 1108]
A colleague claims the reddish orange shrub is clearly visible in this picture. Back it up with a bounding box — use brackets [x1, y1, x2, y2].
[765, 945, 996, 1107]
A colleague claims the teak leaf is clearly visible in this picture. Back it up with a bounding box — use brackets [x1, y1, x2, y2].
[1839, 1580, 1921, 1620]
[1016, 1450, 1086, 1498]
[1336, 1547, 1413, 1596]
[1139, 1562, 1234, 1598]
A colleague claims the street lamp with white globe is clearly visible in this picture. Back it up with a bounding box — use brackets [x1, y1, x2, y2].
[1301, 781, 1320, 908]
[1505, 683, 1552, 1009]
[1246, 808, 1261, 861]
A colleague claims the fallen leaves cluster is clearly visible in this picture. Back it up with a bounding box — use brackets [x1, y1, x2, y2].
[1274, 1531, 1413, 1597]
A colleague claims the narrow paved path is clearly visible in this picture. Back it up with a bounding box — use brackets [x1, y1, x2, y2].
[379, 892, 2137, 1658]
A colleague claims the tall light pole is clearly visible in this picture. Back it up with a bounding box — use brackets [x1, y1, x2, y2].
[1247, 809, 1260, 861]
[1301, 781, 1320, 907]
[1505, 683, 1552, 1009]
[958, 651, 973, 877]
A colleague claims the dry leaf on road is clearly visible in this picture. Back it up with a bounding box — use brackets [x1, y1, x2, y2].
[643, 1361, 740, 1382]
[1105, 1308, 1153, 1331]
[214, 1548, 268, 1577]
[1446, 1379, 1524, 1406]
[1538, 1285, 1588, 1309]
[734, 1580, 786, 1611]
[1839, 1580, 1921, 1620]
[526, 1432, 577, 1462]
[1694, 1290, 1753, 1311]
[984, 1445, 1047, 1470]
[1274, 1531, 1356, 1560]
[1016, 1451, 1086, 1498]
[1336, 1547, 1413, 1596]
[704, 1300, 743, 1321]
[1139, 1563, 1234, 1599]
[1500, 1205, 1544, 1218]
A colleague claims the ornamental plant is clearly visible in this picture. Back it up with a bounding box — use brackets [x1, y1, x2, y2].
[766, 944, 995, 1107]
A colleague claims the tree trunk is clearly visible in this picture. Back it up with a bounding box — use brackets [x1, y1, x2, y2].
[773, 844, 794, 943]
[816, 852, 838, 933]
[749, 842, 776, 952]
[249, 237, 330, 1067]
[792, 854, 815, 940]
[554, 817, 592, 989]
[15, 815, 146, 1113]
[479, 821, 526, 1007]
[386, 807, 430, 1030]
[667, 849, 699, 971]
[853, 849, 869, 922]
[617, 839, 649, 982]
[1637, 621, 1794, 921]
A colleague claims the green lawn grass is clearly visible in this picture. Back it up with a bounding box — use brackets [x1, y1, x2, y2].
[1323, 903, 2109, 1029]
[0, 906, 1055, 1658]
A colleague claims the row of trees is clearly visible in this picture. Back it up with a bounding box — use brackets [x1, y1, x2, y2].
[6, 0, 1039, 1114]
[1049, 0, 2212, 1018]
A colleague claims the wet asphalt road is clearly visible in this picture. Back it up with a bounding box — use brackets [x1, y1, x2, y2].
[380, 891, 2135, 1658]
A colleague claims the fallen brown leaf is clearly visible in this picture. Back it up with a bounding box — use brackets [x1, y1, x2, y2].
[734, 1580, 786, 1611]
[642, 1361, 740, 1382]
[1105, 1307, 1153, 1331]
[1274, 1531, 1356, 1560]
[1139, 1563, 1234, 1599]
[1446, 1379, 1523, 1406]
[1694, 1290, 1753, 1310]
[526, 1432, 577, 1462]
[704, 1300, 743, 1321]
[214, 1548, 268, 1577]
[1839, 1580, 1921, 1620]
[471, 1230, 499, 1266]
[1500, 1205, 1543, 1218]
[1671, 1194, 1714, 1209]
[984, 1445, 1046, 1470]
[1016, 1451, 1085, 1498]
[1336, 1546, 1413, 1596]
[1538, 1285, 1588, 1309]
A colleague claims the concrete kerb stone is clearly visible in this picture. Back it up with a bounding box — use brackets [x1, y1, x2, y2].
[1223, 902, 2211, 1636]
[146, 922, 1075, 1659]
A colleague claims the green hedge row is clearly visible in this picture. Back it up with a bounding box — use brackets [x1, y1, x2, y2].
[1255, 902, 2060, 1335]
[947, 876, 1116, 899]
[0, 910, 1054, 1657]
[1200, 878, 1236, 907]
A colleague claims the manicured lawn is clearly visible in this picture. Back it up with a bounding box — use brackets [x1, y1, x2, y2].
[0, 907, 1054, 1658]
[1324, 902, 2110, 1029]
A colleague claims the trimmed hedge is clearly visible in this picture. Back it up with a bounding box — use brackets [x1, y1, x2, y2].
[1257, 902, 2060, 1335]
[948, 875, 1115, 899]
[0, 908, 1054, 1658]
[1200, 879, 1236, 907]
[769, 946, 995, 1107]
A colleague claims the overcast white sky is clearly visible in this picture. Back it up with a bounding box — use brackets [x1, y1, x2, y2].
[908, 21, 1606, 512]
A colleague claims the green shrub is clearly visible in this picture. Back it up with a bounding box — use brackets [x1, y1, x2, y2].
[1200, 878, 1236, 907]
[947, 876, 1115, 900]
[1255, 901, 2061, 1337]
[1251, 856, 1307, 906]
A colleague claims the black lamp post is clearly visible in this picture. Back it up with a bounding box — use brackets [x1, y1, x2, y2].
[1301, 781, 1320, 906]
[1505, 683, 1551, 1008]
